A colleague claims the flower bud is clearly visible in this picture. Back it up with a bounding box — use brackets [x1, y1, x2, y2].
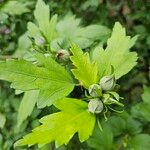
[99, 74, 115, 91]
[88, 84, 101, 97]
[88, 98, 103, 114]
[56, 49, 70, 62]
[35, 36, 45, 46]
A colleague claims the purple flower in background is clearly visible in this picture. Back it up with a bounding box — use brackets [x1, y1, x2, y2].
[0, 26, 11, 35]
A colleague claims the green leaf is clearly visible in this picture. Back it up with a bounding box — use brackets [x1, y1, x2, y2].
[13, 33, 32, 59]
[105, 115, 126, 136]
[125, 117, 142, 135]
[48, 15, 58, 42]
[35, 54, 75, 108]
[131, 86, 150, 121]
[142, 86, 150, 104]
[0, 113, 6, 128]
[132, 102, 150, 122]
[0, 58, 74, 107]
[17, 90, 39, 128]
[129, 134, 150, 150]
[54, 15, 91, 49]
[72, 37, 93, 50]
[77, 24, 111, 40]
[70, 43, 98, 88]
[0, 1, 31, 15]
[55, 15, 110, 49]
[56, 15, 81, 39]
[15, 98, 96, 148]
[34, 0, 49, 36]
[33, 0, 57, 43]
[92, 22, 138, 79]
[87, 125, 113, 150]
[28, 22, 41, 38]
[30, 3, 110, 49]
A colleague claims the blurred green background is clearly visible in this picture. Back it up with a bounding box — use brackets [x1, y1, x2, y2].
[0, 0, 150, 149]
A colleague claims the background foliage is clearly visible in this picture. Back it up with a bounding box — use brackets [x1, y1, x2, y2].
[0, 0, 149, 149]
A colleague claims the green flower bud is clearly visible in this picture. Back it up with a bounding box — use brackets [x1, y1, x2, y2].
[88, 98, 103, 114]
[56, 49, 70, 62]
[99, 74, 115, 91]
[88, 84, 102, 97]
[35, 36, 45, 46]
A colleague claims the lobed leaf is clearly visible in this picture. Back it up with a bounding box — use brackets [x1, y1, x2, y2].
[15, 98, 96, 148]
[0, 57, 74, 107]
[28, 0, 57, 43]
[92, 22, 138, 79]
[35, 54, 75, 108]
[70, 43, 98, 88]
[55, 16, 110, 49]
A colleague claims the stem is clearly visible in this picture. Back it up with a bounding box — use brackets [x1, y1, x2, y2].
[108, 106, 124, 113]
[50, 143, 55, 150]
[103, 105, 108, 121]
[97, 118, 103, 131]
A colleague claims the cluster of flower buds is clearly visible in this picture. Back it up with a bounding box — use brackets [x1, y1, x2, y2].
[88, 74, 116, 98]
[87, 74, 123, 114]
